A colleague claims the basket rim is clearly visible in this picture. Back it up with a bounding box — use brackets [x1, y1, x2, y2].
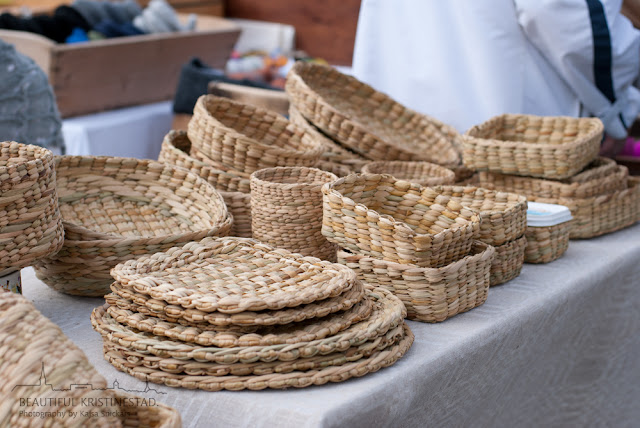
[0, 140, 53, 174]
[361, 160, 456, 179]
[251, 166, 338, 188]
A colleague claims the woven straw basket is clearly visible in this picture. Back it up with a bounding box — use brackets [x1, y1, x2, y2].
[188, 95, 324, 174]
[32, 156, 232, 296]
[158, 131, 252, 237]
[361, 161, 456, 187]
[568, 157, 619, 183]
[0, 291, 181, 427]
[0, 141, 64, 276]
[322, 174, 480, 268]
[490, 235, 527, 286]
[463, 114, 603, 179]
[525, 222, 572, 264]
[286, 62, 461, 165]
[337, 242, 495, 323]
[251, 167, 338, 261]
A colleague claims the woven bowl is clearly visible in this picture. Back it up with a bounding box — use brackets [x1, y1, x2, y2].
[361, 161, 456, 187]
[337, 241, 495, 323]
[32, 156, 232, 296]
[187, 95, 324, 174]
[463, 114, 603, 179]
[525, 222, 571, 264]
[490, 235, 527, 286]
[322, 173, 480, 268]
[0, 141, 64, 275]
[251, 167, 338, 261]
[286, 62, 461, 165]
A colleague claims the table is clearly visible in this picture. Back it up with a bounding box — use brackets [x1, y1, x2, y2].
[22, 223, 640, 427]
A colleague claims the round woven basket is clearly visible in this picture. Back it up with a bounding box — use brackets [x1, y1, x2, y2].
[32, 156, 232, 296]
[0, 141, 63, 275]
[285, 62, 461, 165]
[187, 95, 324, 174]
[361, 161, 455, 187]
[489, 235, 527, 286]
[322, 174, 480, 268]
[525, 222, 572, 263]
[251, 167, 338, 261]
[463, 114, 603, 179]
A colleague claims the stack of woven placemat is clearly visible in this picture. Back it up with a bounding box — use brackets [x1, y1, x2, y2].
[92, 237, 413, 391]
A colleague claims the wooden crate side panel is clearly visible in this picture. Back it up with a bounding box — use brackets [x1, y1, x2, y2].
[0, 30, 54, 76]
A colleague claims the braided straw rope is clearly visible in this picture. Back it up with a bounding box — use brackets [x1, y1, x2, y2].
[322, 174, 480, 268]
[32, 156, 232, 296]
[463, 114, 603, 179]
[423, 185, 527, 246]
[337, 242, 495, 323]
[251, 167, 338, 261]
[188, 95, 324, 174]
[285, 62, 461, 165]
[0, 141, 63, 275]
[361, 161, 456, 187]
[489, 235, 527, 286]
[525, 222, 572, 264]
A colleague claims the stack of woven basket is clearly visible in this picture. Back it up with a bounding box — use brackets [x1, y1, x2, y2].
[462, 114, 640, 261]
[92, 237, 413, 391]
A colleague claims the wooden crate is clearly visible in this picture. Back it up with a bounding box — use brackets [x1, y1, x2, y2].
[0, 15, 240, 117]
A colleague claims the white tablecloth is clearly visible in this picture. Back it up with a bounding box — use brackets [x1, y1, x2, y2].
[62, 102, 172, 159]
[22, 223, 640, 427]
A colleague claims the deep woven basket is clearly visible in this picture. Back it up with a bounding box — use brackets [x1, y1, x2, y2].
[286, 62, 461, 165]
[361, 161, 456, 187]
[424, 185, 527, 246]
[0, 141, 63, 275]
[187, 95, 324, 174]
[463, 114, 603, 179]
[251, 167, 338, 261]
[322, 174, 481, 268]
[337, 242, 495, 323]
[490, 235, 527, 286]
[525, 222, 572, 264]
[32, 156, 232, 296]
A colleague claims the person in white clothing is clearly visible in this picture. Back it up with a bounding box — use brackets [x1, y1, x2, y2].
[352, 0, 640, 153]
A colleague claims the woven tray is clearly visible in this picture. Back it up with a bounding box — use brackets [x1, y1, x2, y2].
[285, 62, 461, 165]
[490, 235, 527, 286]
[463, 114, 603, 179]
[0, 141, 63, 275]
[111, 237, 356, 313]
[102, 323, 413, 391]
[525, 222, 572, 263]
[188, 95, 324, 174]
[107, 278, 365, 328]
[158, 130, 251, 193]
[92, 286, 406, 364]
[250, 167, 338, 261]
[568, 157, 619, 183]
[424, 185, 528, 246]
[337, 241, 495, 323]
[361, 161, 456, 187]
[322, 173, 480, 267]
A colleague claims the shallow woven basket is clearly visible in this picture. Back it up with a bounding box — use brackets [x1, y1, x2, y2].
[463, 114, 603, 179]
[337, 242, 495, 323]
[361, 161, 456, 187]
[0, 141, 64, 275]
[32, 156, 232, 296]
[322, 174, 481, 268]
[424, 185, 527, 246]
[490, 235, 527, 286]
[187, 95, 324, 174]
[567, 157, 619, 183]
[286, 62, 461, 165]
[525, 222, 571, 264]
[250, 167, 338, 261]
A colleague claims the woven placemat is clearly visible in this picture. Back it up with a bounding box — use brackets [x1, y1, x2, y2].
[103, 323, 413, 391]
[92, 287, 406, 364]
[108, 277, 365, 328]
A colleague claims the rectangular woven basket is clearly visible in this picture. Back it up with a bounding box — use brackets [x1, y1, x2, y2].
[525, 222, 572, 264]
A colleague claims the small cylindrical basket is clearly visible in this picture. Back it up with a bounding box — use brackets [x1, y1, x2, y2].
[251, 167, 338, 261]
[361, 161, 456, 187]
[188, 95, 324, 174]
[337, 242, 495, 323]
[525, 222, 572, 263]
[0, 141, 64, 276]
[463, 114, 603, 179]
[490, 235, 527, 285]
[322, 174, 481, 268]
